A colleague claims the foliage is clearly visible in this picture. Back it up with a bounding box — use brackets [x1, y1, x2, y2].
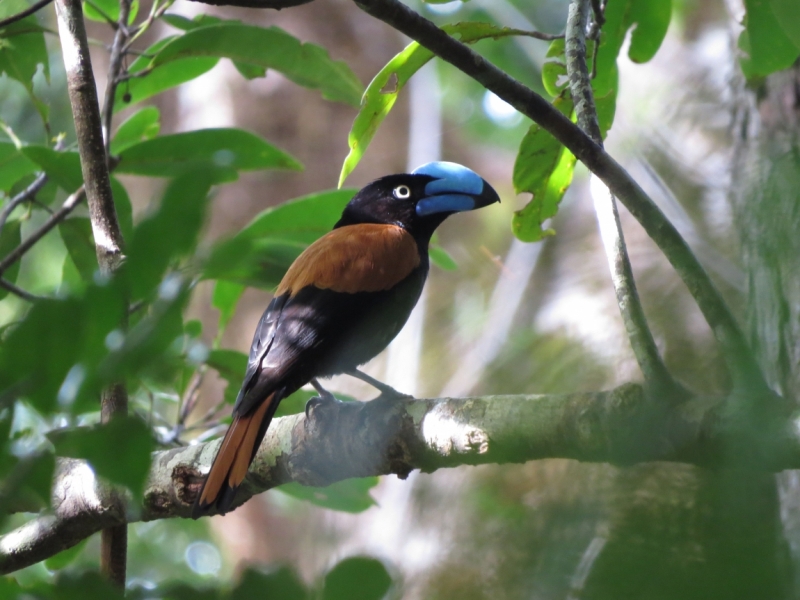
[0, 0, 797, 596]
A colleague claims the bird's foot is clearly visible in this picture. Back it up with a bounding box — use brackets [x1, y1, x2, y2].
[373, 388, 414, 402]
[346, 369, 413, 401]
[305, 378, 341, 421]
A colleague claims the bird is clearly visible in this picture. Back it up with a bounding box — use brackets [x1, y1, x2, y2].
[192, 161, 500, 518]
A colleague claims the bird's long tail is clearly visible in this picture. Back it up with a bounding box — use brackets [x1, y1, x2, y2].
[192, 392, 278, 518]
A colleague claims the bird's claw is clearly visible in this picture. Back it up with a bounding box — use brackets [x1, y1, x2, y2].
[304, 392, 340, 421]
[373, 389, 414, 402]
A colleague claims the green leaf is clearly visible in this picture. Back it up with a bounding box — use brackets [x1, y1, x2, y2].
[0, 284, 126, 413]
[59, 218, 96, 284]
[740, 0, 800, 78]
[770, 0, 800, 49]
[212, 280, 245, 338]
[110, 176, 134, 241]
[322, 556, 392, 600]
[231, 567, 308, 600]
[429, 245, 457, 271]
[0, 17, 50, 122]
[0, 219, 22, 300]
[44, 538, 88, 571]
[204, 189, 354, 288]
[48, 415, 154, 498]
[83, 0, 138, 24]
[114, 36, 218, 111]
[125, 169, 215, 300]
[339, 22, 530, 186]
[116, 128, 301, 180]
[0, 142, 37, 191]
[512, 95, 576, 242]
[150, 23, 363, 106]
[111, 107, 161, 154]
[206, 348, 246, 406]
[542, 38, 567, 98]
[279, 477, 379, 514]
[21, 146, 82, 191]
[594, 0, 668, 96]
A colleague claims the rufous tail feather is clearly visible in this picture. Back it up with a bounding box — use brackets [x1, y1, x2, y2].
[191, 393, 275, 518]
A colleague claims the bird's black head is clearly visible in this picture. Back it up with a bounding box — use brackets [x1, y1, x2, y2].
[335, 162, 500, 242]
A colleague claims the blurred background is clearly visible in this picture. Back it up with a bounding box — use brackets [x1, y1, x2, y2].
[5, 0, 795, 597]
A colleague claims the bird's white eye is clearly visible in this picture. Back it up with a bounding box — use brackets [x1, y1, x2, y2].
[393, 185, 411, 199]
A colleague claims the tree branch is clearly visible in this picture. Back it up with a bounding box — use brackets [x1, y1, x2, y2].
[0, 0, 54, 29]
[54, 0, 124, 273]
[0, 173, 48, 238]
[55, 0, 129, 585]
[565, 0, 677, 398]
[353, 0, 768, 398]
[0, 186, 85, 278]
[2, 384, 799, 574]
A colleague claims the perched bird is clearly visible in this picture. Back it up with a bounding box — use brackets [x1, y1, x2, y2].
[192, 162, 499, 517]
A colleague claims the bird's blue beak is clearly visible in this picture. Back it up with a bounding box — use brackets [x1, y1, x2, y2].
[412, 162, 501, 217]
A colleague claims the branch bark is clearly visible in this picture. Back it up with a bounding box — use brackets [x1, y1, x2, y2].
[353, 0, 768, 398]
[2, 384, 800, 574]
[565, 0, 677, 398]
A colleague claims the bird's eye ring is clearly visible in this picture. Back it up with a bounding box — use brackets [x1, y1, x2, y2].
[393, 185, 411, 199]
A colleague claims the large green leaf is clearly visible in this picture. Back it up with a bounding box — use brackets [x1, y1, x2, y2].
[206, 348, 246, 406]
[212, 279, 244, 339]
[279, 477, 379, 514]
[204, 189, 354, 288]
[125, 169, 215, 300]
[594, 0, 669, 96]
[339, 22, 534, 186]
[116, 128, 301, 180]
[150, 22, 363, 106]
[512, 96, 576, 243]
[0, 142, 37, 191]
[111, 106, 161, 155]
[49, 416, 154, 499]
[59, 217, 96, 285]
[83, 0, 138, 24]
[0, 16, 49, 122]
[114, 36, 218, 111]
[770, 0, 800, 49]
[21, 146, 82, 190]
[322, 556, 392, 600]
[0, 283, 126, 413]
[740, 0, 800, 78]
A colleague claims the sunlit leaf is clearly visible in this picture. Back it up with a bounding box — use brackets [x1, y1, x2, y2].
[770, 0, 800, 49]
[542, 38, 567, 97]
[512, 95, 576, 242]
[116, 128, 301, 180]
[111, 107, 161, 155]
[429, 245, 457, 271]
[83, 0, 139, 24]
[150, 22, 363, 106]
[322, 556, 392, 600]
[0, 142, 37, 191]
[48, 415, 154, 498]
[279, 477, 379, 513]
[339, 22, 533, 186]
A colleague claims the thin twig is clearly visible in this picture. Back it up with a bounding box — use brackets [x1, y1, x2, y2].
[0, 278, 45, 302]
[0, 186, 85, 277]
[115, 66, 153, 83]
[565, 0, 677, 398]
[101, 0, 132, 159]
[0, 0, 53, 29]
[353, 0, 768, 396]
[0, 173, 48, 237]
